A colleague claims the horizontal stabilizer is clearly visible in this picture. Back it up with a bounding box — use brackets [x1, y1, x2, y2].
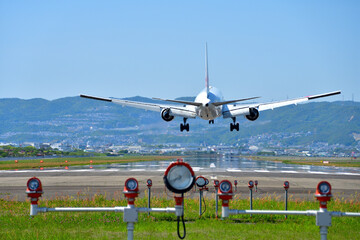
[152, 98, 202, 107]
[212, 96, 260, 106]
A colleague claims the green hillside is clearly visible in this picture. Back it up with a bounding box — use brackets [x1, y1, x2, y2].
[0, 97, 359, 146]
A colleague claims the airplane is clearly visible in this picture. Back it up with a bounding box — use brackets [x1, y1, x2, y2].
[80, 44, 341, 132]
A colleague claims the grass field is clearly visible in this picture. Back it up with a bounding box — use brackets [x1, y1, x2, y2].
[249, 155, 360, 168]
[0, 155, 178, 170]
[1, 193, 360, 239]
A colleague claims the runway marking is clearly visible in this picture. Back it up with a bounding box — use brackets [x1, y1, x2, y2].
[281, 171, 298, 173]
[72, 169, 95, 172]
[129, 169, 146, 172]
[339, 172, 360, 176]
[226, 169, 242, 172]
[307, 171, 329, 174]
[254, 170, 270, 173]
[102, 169, 120, 172]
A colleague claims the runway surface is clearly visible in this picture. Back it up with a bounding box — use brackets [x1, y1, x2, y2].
[1, 167, 359, 201]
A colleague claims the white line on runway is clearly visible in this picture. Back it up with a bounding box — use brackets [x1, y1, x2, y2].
[338, 172, 360, 176]
[157, 169, 167, 171]
[226, 169, 242, 172]
[281, 171, 298, 173]
[307, 171, 329, 174]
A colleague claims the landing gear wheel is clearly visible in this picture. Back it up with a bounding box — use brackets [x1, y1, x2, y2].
[180, 123, 190, 132]
[230, 122, 239, 131]
[180, 118, 189, 132]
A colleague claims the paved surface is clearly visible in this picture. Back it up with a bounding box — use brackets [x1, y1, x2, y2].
[1, 169, 359, 201]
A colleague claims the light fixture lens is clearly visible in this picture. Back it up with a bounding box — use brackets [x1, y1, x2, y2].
[167, 165, 193, 191]
[196, 177, 206, 187]
[28, 179, 39, 191]
[220, 181, 231, 193]
[319, 182, 330, 194]
[126, 179, 137, 191]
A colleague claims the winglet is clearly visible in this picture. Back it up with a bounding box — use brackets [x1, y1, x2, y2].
[307, 90, 341, 100]
[80, 94, 112, 102]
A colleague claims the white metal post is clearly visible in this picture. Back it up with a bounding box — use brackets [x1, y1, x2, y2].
[222, 205, 229, 218]
[127, 222, 134, 240]
[316, 208, 331, 240]
[30, 204, 37, 216]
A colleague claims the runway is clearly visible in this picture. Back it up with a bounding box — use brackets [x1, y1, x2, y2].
[1, 168, 359, 201]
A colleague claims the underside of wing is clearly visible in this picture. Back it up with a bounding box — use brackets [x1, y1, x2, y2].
[223, 90, 341, 118]
[258, 90, 341, 111]
[152, 97, 202, 107]
[80, 94, 196, 118]
[212, 96, 260, 106]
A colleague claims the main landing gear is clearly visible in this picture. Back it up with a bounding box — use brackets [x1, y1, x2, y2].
[180, 118, 190, 132]
[230, 117, 239, 131]
[209, 120, 214, 124]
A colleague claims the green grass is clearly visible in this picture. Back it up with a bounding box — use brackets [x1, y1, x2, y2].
[0, 155, 178, 170]
[249, 156, 360, 168]
[1, 193, 360, 239]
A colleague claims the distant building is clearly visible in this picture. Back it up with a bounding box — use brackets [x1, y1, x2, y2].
[40, 143, 51, 149]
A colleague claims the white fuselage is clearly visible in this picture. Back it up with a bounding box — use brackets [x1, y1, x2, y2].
[194, 86, 224, 120]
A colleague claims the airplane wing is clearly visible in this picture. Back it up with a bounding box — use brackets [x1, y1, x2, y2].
[223, 90, 341, 118]
[80, 94, 197, 118]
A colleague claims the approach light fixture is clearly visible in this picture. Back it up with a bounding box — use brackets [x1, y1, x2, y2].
[213, 180, 219, 188]
[196, 176, 206, 188]
[125, 178, 138, 192]
[315, 181, 332, 209]
[248, 180, 254, 189]
[146, 179, 152, 188]
[163, 159, 195, 194]
[219, 180, 232, 194]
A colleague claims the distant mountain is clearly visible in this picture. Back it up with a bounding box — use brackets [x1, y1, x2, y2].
[0, 97, 359, 146]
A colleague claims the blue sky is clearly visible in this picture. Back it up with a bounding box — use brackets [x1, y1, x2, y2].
[0, 1, 358, 102]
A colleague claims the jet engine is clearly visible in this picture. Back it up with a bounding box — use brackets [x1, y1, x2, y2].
[161, 108, 174, 122]
[246, 108, 259, 121]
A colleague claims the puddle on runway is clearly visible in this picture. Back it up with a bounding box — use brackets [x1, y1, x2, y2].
[65, 155, 360, 175]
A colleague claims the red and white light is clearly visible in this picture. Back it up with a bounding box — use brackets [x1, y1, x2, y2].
[315, 181, 332, 209]
[26, 177, 43, 205]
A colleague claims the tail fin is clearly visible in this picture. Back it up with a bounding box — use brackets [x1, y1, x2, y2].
[205, 43, 209, 95]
